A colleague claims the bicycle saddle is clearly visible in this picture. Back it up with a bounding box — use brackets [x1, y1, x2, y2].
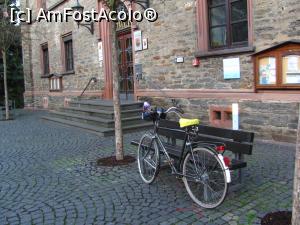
[179, 118, 200, 128]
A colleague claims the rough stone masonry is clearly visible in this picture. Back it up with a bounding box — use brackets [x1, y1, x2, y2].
[21, 0, 300, 142]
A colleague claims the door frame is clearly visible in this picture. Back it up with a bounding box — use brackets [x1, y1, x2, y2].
[98, 0, 137, 100]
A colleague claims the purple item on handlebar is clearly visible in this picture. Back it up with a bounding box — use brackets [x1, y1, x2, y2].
[143, 102, 151, 111]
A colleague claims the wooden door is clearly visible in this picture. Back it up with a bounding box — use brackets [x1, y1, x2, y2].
[117, 32, 134, 100]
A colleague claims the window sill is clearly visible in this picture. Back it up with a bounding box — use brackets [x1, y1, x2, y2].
[256, 86, 300, 91]
[41, 74, 51, 78]
[49, 90, 63, 92]
[195, 46, 255, 59]
[62, 70, 75, 76]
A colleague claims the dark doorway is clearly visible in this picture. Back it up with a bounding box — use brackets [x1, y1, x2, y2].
[117, 32, 134, 101]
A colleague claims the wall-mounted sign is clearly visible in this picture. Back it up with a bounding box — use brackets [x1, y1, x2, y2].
[142, 38, 148, 50]
[259, 57, 276, 84]
[223, 58, 240, 79]
[134, 30, 142, 51]
[135, 64, 143, 80]
[175, 56, 184, 63]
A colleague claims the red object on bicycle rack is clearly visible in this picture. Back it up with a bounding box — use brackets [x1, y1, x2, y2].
[215, 145, 225, 152]
[223, 156, 231, 167]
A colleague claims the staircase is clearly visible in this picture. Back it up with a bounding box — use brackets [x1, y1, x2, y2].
[42, 99, 152, 136]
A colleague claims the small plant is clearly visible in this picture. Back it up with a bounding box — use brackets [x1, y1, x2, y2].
[246, 211, 257, 225]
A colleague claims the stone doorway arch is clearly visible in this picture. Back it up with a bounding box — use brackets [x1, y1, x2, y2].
[98, 0, 136, 100]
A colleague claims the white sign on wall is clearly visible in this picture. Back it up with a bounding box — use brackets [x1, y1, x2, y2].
[134, 30, 142, 51]
[142, 38, 148, 50]
[232, 103, 239, 130]
[223, 58, 240, 79]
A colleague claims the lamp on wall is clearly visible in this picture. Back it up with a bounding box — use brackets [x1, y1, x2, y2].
[71, 0, 94, 35]
[91, 77, 97, 83]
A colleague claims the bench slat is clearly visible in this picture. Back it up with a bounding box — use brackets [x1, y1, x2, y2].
[158, 120, 253, 155]
[230, 159, 247, 170]
[157, 127, 186, 140]
[131, 140, 247, 170]
[131, 140, 140, 146]
[197, 125, 254, 143]
[193, 135, 253, 155]
[159, 119, 254, 143]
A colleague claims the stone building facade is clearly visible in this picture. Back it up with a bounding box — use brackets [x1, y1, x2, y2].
[21, 0, 300, 142]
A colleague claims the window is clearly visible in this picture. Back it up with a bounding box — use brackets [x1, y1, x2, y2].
[282, 55, 300, 84]
[41, 43, 49, 75]
[196, 0, 253, 57]
[49, 77, 62, 91]
[254, 42, 300, 90]
[208, 0, 248, 49]
[62, 34, 74, 72]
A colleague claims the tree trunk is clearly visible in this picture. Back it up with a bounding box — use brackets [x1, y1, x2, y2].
[2, 50, 9, 120]
[292, 104, 300, 225]
[111, 25, 124, 161]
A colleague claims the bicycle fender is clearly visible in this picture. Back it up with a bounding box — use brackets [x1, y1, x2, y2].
[218, 154, 231, 183]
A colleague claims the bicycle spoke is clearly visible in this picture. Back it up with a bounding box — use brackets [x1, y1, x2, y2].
[183, 147, 227, 209]
[138, 134, 159, 184]
[205, 183, 223, 201]
[144, 158, 157, 169]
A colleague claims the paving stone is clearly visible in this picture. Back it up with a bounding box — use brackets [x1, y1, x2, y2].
[0, 110, 295, 225]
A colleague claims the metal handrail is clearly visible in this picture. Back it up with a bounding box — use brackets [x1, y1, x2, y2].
[0, 99, 15, 120]
[80, 77, 97, 97]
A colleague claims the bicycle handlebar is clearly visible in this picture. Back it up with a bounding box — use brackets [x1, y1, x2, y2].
[165, 107, 184, 118]
[142, 102, 184, 121]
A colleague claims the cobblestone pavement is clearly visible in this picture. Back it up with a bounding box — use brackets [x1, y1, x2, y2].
[0, 110, 295, 225]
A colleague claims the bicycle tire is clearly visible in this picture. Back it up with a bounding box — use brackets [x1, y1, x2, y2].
[137, 133, 160, 184]
[182, 147, 228, 209]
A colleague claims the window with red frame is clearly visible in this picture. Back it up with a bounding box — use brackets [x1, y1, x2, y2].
[208, 0, 248, 49]
[62, 34, 74, 72]
[196, 0, 253, 57]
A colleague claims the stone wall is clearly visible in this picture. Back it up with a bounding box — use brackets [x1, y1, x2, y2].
[134, 0, 300, 142]
[136, 0, 300, 90]
[21, 0, 300, 141]
[139, 96, 299, 143]
[21, 0, 104, 108]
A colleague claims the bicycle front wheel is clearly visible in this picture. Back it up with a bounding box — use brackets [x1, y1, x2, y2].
[182, 147, 228, 209]
[137, 133, 160, 184]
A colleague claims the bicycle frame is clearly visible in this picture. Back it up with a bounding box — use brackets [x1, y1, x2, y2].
[153, 124, 201, 180]
[139, 105, 231, 208]
[147, 108, 231, 183]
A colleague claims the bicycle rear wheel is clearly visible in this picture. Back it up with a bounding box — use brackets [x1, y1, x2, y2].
[137, 133, 160, 184]
[182, 147, 227, 209]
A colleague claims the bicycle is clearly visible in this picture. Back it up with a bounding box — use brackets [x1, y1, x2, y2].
[137, 105, 232, 209]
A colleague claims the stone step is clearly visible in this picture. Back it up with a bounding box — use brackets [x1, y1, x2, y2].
[69, 100, 143, 111]
[48, 111, 146, 128]
[61, 107, 142, 120]
[43, 99, 149, 136]
[42, 116, 152, 137]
